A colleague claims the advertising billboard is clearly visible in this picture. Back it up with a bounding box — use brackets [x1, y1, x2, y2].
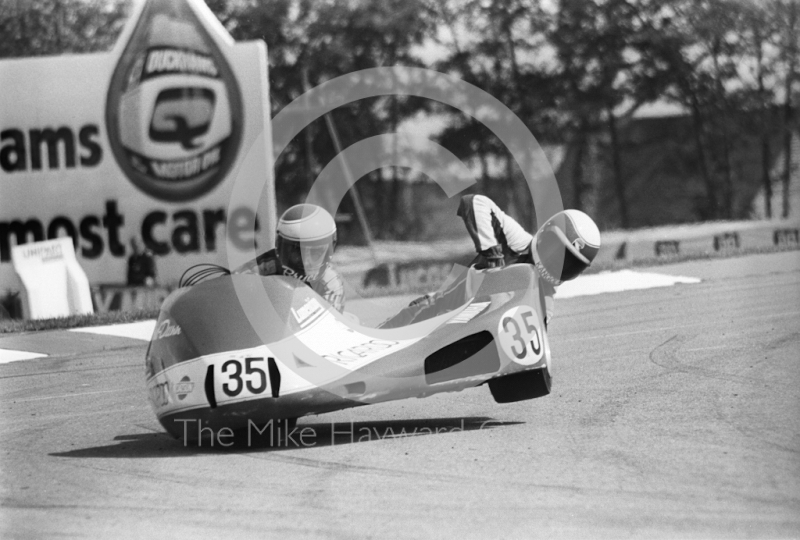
[0, 0, 275, 291]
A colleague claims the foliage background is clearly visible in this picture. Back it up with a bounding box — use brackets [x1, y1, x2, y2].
[2, 0, 799, 242]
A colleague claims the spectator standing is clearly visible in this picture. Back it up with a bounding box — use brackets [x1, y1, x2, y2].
[127, 239, 156, 287]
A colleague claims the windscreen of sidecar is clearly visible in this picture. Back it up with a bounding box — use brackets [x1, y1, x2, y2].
[232, 250, 281, 276]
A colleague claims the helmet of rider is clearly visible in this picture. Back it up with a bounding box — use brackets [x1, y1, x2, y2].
[532, 209, 601, 286]
[276, 204, 337, 281]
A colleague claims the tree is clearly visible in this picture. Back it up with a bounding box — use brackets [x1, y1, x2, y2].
[631, 0, 747, 220]
[434, 0, 558, 229]
[736, 0, 778, 218]
[0, 0, 128, 58]
[772, 0, 800, 218]
[549, 0, 646, 227]
[212, 0, 437, 239]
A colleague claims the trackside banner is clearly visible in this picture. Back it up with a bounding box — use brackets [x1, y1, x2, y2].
[0, 0, 275, 291]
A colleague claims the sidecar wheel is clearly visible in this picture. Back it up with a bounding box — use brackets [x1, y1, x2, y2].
[488, 367, 551, 403]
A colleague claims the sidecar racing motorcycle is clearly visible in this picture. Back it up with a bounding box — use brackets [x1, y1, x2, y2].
[145, 261, 552, 441]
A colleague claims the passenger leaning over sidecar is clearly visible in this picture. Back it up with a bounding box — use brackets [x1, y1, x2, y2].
[382, 194, 601, 328]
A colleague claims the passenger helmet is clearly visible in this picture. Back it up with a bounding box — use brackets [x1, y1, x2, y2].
[276, 204, 337, 281]
[533, 209, 601, 286]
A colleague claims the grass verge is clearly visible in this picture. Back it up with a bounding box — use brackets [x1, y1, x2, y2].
[0, 308, 159, 334]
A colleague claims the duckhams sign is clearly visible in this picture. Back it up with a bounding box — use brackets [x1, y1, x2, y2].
[0, 0, 275, 290]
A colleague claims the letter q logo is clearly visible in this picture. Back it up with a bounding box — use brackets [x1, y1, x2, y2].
[106, 0, 243, 202]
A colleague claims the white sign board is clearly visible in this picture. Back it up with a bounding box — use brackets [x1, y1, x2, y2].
[11, 237, 93, 319]
[0, 0, 275, 292]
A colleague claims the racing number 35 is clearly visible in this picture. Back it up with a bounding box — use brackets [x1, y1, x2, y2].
[498, 307, 543, 365]
[220, 357, 267, 397]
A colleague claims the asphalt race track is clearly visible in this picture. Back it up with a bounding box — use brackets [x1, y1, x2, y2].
[1, 251, 799, 539]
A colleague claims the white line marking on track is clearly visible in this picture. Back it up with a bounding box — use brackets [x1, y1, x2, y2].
[4, 388, 134, 403]
[70, 319, 156, 341]
[555, 270, 701, 299]
[0, 349, 47, 364]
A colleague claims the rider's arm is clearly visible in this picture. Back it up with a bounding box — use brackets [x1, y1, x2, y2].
[314, 265, 346, 313]
[457, 195, 533, 267]
[540, 280, 555, 327]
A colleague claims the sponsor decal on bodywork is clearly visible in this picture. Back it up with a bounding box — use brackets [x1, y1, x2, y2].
[291, 297, 325, 328]
[152, 319, 182, 340]
[175, 376, 194, 400]
[445, 301, 491, 324]
[148, 379, 170, 408]
[294, 311, 423, 369]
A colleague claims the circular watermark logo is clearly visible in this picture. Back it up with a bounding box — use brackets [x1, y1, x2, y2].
[225, 66, 564, 401]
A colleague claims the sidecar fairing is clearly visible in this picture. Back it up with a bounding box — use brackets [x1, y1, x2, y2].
[145, 264, 552, 440]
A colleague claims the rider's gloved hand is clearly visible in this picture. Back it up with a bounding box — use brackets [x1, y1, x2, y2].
[544, 295, 554, 328]
[408, 291, 443, 308]
[480, 245, 505, 268]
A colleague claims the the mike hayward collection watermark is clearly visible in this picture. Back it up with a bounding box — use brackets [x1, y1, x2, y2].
[224, 66, 567, 397]
[175, 418, 493, 448]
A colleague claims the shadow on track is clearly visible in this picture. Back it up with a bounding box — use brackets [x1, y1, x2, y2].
[50, 416, 521, 459]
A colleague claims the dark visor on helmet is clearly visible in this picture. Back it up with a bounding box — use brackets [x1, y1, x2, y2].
[536, 227, 590, 282]
[277, 237, 333, 275]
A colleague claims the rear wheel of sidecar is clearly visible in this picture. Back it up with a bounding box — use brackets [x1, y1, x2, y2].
[488, 367, 551, 403]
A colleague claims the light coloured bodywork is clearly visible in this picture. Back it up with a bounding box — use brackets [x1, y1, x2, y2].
[146, 264, 551, 439]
